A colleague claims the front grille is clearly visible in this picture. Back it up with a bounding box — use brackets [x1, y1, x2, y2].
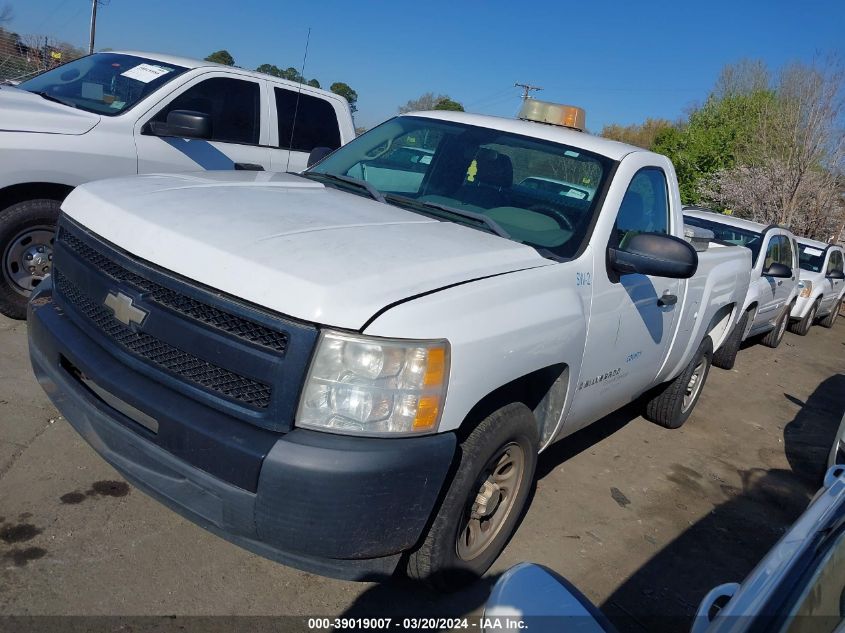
[58, 228, 288, 354]
[54, 270, 272, 409]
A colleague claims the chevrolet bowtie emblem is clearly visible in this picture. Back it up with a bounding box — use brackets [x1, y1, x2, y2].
[103, 291, 148, 327]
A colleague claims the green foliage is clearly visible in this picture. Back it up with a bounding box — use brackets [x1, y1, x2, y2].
[204, 50, 235, 66]
[330, 82, 358, 113]
[433, 97, 464, 112]
[307, 78, 320, 89]
[651, 90, 776, 203]
[600, 118, 674, 150]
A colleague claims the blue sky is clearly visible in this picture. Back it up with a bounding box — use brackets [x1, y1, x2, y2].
[9, 0, 844, 131]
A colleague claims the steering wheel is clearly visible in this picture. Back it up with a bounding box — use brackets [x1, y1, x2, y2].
[529, 204, 575, 232]
[364, 137, 394, 160]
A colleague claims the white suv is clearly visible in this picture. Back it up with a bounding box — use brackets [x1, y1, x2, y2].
[0, 50, 355, 318]
[683, 207, 801, 368]
[789, 238, 845, 334]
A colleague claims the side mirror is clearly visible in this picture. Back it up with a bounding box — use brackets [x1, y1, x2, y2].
[609, 233, 698, 279]
[763, 262, 792, 278]
[827, 269, 845, 280]
[307, 146, 334, 168]
[145, 110, 212, 139]
[484, 563, 616, 633]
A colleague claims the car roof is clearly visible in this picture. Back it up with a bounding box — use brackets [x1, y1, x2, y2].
[797, 236, 832, 250]
[683, 207, 773, 233]
[103, 50, 344, 100]
[402, 110, 647, 162]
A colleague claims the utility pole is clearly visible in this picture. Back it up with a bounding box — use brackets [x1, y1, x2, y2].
[514, 82, 543, 101]
[88, 0, 97, 54]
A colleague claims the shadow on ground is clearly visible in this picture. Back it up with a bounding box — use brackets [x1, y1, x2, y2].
[601, 373, 845, 633]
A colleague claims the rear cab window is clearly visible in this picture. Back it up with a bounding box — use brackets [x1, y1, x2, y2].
[274, 87, 341, 152]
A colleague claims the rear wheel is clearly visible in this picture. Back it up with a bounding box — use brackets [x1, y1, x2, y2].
[789, 300, 818, 336]
[713, 310, 749, 370]
[820, 297, 842, 329]
[761, 303, 791, 348]
[644, 337, 713, 429]
[0, 199, 61, 319]
[406, 403, 538, 591]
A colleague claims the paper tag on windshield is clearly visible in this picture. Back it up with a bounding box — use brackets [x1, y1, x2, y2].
[804, 247, 823, 256]
[120, 63, 171, 83]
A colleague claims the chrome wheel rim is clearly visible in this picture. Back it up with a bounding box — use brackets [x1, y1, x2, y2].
[456, 442, 525, 561]
[682, 358, 707, 413]
[2, 226, 55, 296]
[777, 311, 788, 339]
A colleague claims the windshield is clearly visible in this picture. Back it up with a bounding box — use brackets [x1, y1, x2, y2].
[798, 243, 826, 273]
[19, 53, 188, 116]
[683, 215, 764, 263]
[308, 116, 613, 259]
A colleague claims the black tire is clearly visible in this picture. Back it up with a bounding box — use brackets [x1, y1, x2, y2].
[788, 300, 819, 336]
[712, 310, 749, 370]
[761, 302, 791, 348]
[820, 297, 842, 329]
[406, 403, 538, 591]
[644, 336, 713, 429]
[0, 199, 61, 320]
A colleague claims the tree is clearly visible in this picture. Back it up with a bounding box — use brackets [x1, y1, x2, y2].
[433, 96, 464, 111]
[255, 63, 282, 77]
[307, 78, 320, 89]
[399, 92, 462, 113]
[330, 82, 358, 113]
[205, 50, 234, 66]
[601, 118, 675, 150]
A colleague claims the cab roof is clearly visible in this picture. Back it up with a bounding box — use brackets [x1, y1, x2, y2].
[683, 207, 775, 234]
[403, 110, 650, 162]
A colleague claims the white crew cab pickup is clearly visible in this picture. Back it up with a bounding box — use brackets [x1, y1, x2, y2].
[0, 51, 355, 319]
[683, 207, 801, 369]
[789, 238, 845, 334]
[28, 102, 751, 589]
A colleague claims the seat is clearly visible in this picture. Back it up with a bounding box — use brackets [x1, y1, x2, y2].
[461, 150, 513, 208]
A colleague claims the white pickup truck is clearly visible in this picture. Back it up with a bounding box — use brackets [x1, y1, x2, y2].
[28, 101, 751, 589]
[0, 50, 355, 318]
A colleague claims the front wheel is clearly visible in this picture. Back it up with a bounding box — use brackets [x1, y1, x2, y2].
[788, 300, 818, 336]
[761, 303, 791, 348]
[0, 199, 61, 319]
[820, 297, 842, 329]
[406, 403, 538, 591]
[644, 336, 713, 429]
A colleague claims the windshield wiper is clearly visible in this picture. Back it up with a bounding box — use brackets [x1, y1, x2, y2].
[32, 91, 77, 108]
[384, 194, 511, 239]
[302, 172, 386, 204]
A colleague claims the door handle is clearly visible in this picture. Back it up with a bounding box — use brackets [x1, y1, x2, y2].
[658, 292, 677, 307]
[234, 163, 265, 171]
[777, 280, 783, 286]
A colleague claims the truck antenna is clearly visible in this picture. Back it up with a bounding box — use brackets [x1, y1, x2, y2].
[285, 27, 312, 173]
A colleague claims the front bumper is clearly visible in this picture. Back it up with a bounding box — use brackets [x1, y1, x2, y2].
[28, 288, 456, 581]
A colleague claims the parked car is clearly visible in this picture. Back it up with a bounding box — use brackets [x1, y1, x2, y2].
[28, 100, 751, 590]
[0, 50, 355, 319]
[683, 207, 801, 369]
[788, 238, 845, 335]
[484, 465, 845, 633]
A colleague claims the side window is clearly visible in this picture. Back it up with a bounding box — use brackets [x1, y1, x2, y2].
[763, 236, 780, 270]
[829, 250, 844, 274]
[153, 77, 260, 144]
[779, 236, 794, 268]
[613, 168, 669, 248]
[275, 87, 341, 152]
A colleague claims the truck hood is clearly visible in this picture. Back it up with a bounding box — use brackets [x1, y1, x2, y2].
[62, 171, 553, 329]
[0, 86, 100, 134]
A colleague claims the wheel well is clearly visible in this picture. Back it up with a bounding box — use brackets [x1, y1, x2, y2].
[707, 303, 736, 351]
[458, 363, 568, 445]
[0, 183, 74, 211]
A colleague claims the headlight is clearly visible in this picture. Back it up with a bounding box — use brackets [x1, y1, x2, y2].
[296, 330, 449, 436]
[799, 280, 813, 298]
